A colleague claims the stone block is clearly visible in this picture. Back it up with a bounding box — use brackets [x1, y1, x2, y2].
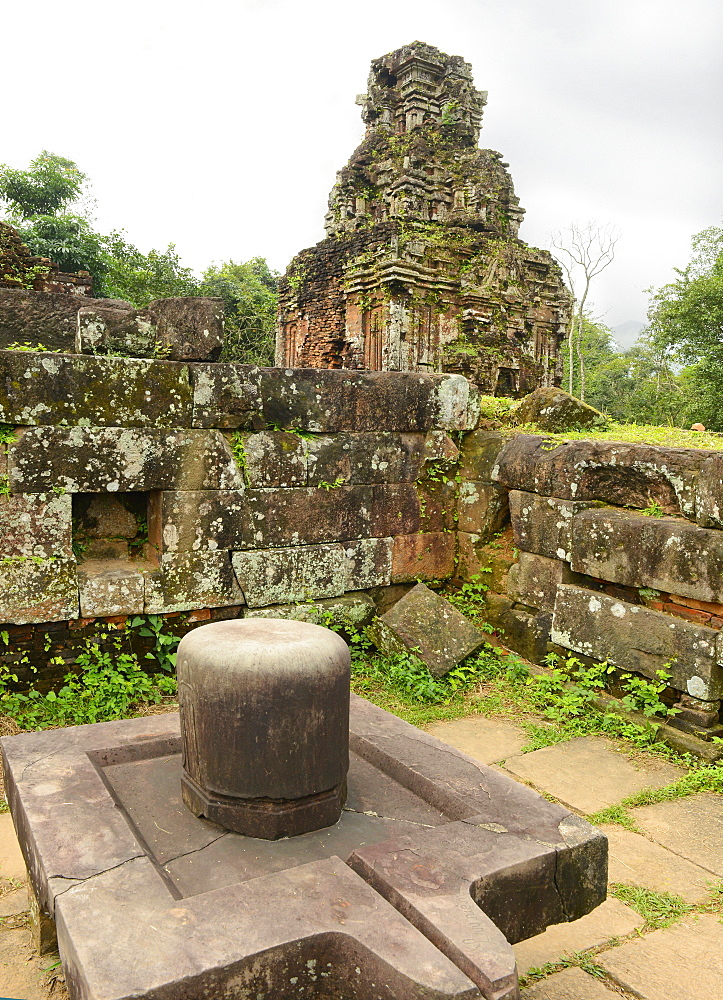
[146, 552, 243, 613]
[457, 481, 508, 536]
[551, 583, 723, 701]
[458, 430, 513, 482]
[0, 492, 71, 558]
[232, 544, 347, 607]
[510, 387, 608, 432]
[367, 582, 485, 676]
[146, 297, 224, 361]
[490, 602, 552, 663]
[0, 556, 78, 623]
[239, 431, 307, 487]
[520, 966, 621, 1000]
[570, 508, 723, 605]
[509, 490, 602, 562]
[245, 486, 374, 548]
[258, 368, 476, 432]
[695, 453, 723, 528]
[190, 363, 263, 429]
[0, 287, 86, 352]
[507, 552, 582, 613]
[391, 532, 456, 582]
[76, 304, 155, 357]
[78, 564, 146, 617]
[244, 593, 377, 629]
[9, 427, 243, 493]
[343, 537, 393, 589]
[493, 434, 708, 517]
[423, 716, 528, 765]
[0, 351, 193, 427]
[368, 483, 424, 536]
[150, 490, 251, 553]
[601, 825, 717, 903]
[417, 480, 458, 532]
[306, 431, 434, 486]
[631, 792, 723, 876]
[456, 533, 515, 591]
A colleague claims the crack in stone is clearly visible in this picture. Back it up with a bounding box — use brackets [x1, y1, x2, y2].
[49, 853, 145, 898]
[161, 830, 231, 867]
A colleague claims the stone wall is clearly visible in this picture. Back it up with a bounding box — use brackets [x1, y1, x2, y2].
[458, 430, 723, 733]
[0, 336, 475, 683]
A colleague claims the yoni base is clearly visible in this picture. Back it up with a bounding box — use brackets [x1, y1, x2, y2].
[181, 769, 347, 839]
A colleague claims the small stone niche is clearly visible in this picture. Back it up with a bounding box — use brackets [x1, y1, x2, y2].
[72, 492, 153, 564]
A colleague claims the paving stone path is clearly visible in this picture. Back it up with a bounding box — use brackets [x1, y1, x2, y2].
[426, 717, 723, 1000]
[0, 718, 720, 999]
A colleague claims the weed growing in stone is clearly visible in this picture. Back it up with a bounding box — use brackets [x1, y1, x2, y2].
[609, 884, 694, 929]
[589, 765, 723, 828]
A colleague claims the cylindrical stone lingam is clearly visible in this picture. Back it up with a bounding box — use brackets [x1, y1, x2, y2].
[176, 618, 350, 839]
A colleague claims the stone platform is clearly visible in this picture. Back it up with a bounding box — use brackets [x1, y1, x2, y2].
[1, 696, 607, 1000]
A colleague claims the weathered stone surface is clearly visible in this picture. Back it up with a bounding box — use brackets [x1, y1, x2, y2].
[457, 481, 509, 537]
[343, 537, 393, 590]
[510, 387, 608, 432]
[0, 350, 193, 427]
[190, 363, 263, 429]
[696, 453, 723, 528]
[76, 303, 155, 356]
[0, 288, 90, 352]
[367, 483, 423, 536]
[239, 430, 306, 487]
[0, 492, 71, 559]
[424, 716, 528, 764]
[503, 735, 683, 814]
[83, 494, 138, 539]
[368, 582, 485, 676]
[601, 824, 717, 902]
[507, 552, 583, 612]
[520, 966, 620, 1000]
[551, 584, 723, 701]
[631, 793, 723, 875]
[258, 368, 477, 432]
[146, 297, 224, 361]
[456, 533, 516, 591]
[391, 532, 456, 582]
[245, 593, 377, 629]
[0, 556, 78, 624]
[245, 486, 374, 548]
[232, 544, 347, 607]
[146, 552, 243, 613]
[9, 427, 243, 493]
[306, 431, 432, 486]
[78, 564, 146, 617]
[514, 899, 643, 978]
[597, 913, 723, 1000]
[570, 508, 723, 605]
[458, 430, 513, 482]
[509, 490, 602, 561]
[150, 490, 250, 553]
[481, 594, 552, 662]
[493, 434, 709, 516]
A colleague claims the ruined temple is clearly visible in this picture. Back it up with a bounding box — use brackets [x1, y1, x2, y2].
[277, 41, 571, 395]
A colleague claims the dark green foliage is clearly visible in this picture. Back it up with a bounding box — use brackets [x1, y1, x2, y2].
[200, 258, 279, 364]
[98, 231, 200, 305]
[14, 214, 108, 285]
[0, 152, 86, 219]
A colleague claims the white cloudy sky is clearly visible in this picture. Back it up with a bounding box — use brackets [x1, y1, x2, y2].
[4, 0, 722, 331]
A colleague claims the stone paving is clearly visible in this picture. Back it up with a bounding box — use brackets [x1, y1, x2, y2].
[426, 716, 723, 1000]
[0, 716, 720, 999]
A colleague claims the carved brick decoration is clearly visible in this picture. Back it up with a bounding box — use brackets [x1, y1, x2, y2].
[278, 41, 571, 395]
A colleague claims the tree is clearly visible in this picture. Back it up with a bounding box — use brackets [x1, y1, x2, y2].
[100, 231, 200, 305]
[550, 222, 619, 401]
[0, 151, 87, 219]
[647, 226, 723, 428]
[200, 259, 279, 364]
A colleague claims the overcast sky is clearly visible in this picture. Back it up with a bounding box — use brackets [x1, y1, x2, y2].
[4, 0, 722, 331]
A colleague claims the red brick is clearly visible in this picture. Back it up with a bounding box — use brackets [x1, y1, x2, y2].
[391, 533, 456, 583]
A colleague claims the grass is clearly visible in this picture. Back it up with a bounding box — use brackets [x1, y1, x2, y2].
[609, 884, 694, 929]
[589, 766, 723, 828]
[508, 420, 723, 451]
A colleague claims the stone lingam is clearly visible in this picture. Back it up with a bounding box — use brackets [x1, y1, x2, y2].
[1, 619, 607, 1000]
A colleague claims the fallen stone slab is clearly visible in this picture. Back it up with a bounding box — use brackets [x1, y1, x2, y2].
[597, 912, 723, 1000]
[514, 898, 643, 978]
[423, 716, 528, 764]
[551, 583, 723, 702]
[367, 582, 486, 676]
[601, 824, 717, 902]
[571, 507, 723, 605]
[509, 387, 608, 432]
[631, 793, 723, 876]
[520, 966, 620, 1000]
[502, 736, 683, 815]
[493, 435, 709, 517]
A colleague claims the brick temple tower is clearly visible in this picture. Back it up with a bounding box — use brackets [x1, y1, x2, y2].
[277, 41, 571, 396]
